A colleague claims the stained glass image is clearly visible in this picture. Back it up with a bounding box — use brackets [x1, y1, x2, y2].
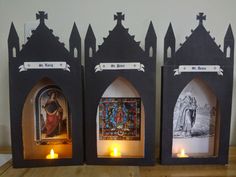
[35, 85, 71, 145]
[98, 97, 141, 140]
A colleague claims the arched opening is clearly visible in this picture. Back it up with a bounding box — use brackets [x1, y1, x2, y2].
[22, 78, 72, 159]
[74, 48, 78, 58]
[89, 47, 93, 58]
[226, 46, 231, 58]
[172, 77, 220, 158]
[96, 77, 145, 158]
[12, 47, 16, 58]
[149, 46, 153, 57]
[167, 46, 172, 58]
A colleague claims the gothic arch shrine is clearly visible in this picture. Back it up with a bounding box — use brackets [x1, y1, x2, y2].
[161, 13, 234, 165]
[85, 12, 157, 165]
[8, 11, 84, 167]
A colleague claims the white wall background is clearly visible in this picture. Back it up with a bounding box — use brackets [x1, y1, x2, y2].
[0, 0, 235, 147]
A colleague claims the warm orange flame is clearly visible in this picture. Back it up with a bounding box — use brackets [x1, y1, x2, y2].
[177, 148, 189, 158]
[46, 149, 59, 159]
[110, 145, 121, 158]
[50, 149, 55, 156]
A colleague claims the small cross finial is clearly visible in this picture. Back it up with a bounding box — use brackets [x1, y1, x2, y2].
[197, 12, 206, 25]
[36, 11, 48, 24]
[114, 12, 124, 25]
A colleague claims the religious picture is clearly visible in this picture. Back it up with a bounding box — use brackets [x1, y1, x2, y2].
[173, 79, 217, 139]
[35, 86, 71, 145]
[98, 98, 141, 140]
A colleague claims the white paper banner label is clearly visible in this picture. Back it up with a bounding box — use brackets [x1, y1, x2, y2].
[95, 62, 145, 72]
[19, 62, 70, 72]
[174, 65, 223, 76]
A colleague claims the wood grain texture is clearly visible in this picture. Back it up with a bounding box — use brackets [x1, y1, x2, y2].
[0, 147, 11, 154]
[0, 147, 236, 177]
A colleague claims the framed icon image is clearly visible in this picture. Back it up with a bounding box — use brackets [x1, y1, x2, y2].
[35, 85, 71, 145]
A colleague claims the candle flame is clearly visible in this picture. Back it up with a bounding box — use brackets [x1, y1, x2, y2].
[180, 148, 185, 156]
[46, 148, 58, 159]
[176, 148, 189, 158]
[50, 149, 55, 157]
[110, 144, 121, 157]
[113, 147, 118, 156]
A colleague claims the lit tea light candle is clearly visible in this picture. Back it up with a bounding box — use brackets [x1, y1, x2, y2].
[177, 148, 189, 158]
[46, 149, 59, 159]
[110, 145, 121, 158]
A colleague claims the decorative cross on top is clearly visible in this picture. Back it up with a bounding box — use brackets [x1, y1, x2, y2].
[36, 11, 48, 24]
[197, 12, 206, 25]
[114, 12, 124, 25]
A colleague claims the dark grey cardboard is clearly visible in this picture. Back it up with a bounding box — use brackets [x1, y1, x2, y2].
[161, 13, 234, 165]
[85, 12, 157, 165]
[8, 11, 84, 167]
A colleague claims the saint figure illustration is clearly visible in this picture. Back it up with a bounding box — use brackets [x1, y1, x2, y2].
[174, 95, 197, 137]
[42, 91, 63, 137]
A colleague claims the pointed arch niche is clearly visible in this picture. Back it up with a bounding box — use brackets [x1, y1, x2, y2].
[96, 77, 145, 158]
[22, 78, 72, 160]
[172, 77, 220, 158]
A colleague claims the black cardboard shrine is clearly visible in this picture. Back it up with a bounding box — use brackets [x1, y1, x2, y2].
[161, 13, 234, 165]
[85, 12, 156, 165]
[8, 11, 84, 167]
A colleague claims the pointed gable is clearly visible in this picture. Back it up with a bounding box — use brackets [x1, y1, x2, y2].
[85, 24, 96, 42]
[164, 23, 175, 61]
[224, 24, 234, 41]
[69, 22, 81, 59]
[19, 11, 70, 61]
[8, 23, 19, 42]
[145, 21, 156, 40]
[167, 13, 225, 65]
[94, 12, 145, 62]
[165, 23, 175, 42]
[70, 23, 81, 44]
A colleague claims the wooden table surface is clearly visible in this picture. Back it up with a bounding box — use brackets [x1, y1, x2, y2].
[0, 147, 236, 177]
